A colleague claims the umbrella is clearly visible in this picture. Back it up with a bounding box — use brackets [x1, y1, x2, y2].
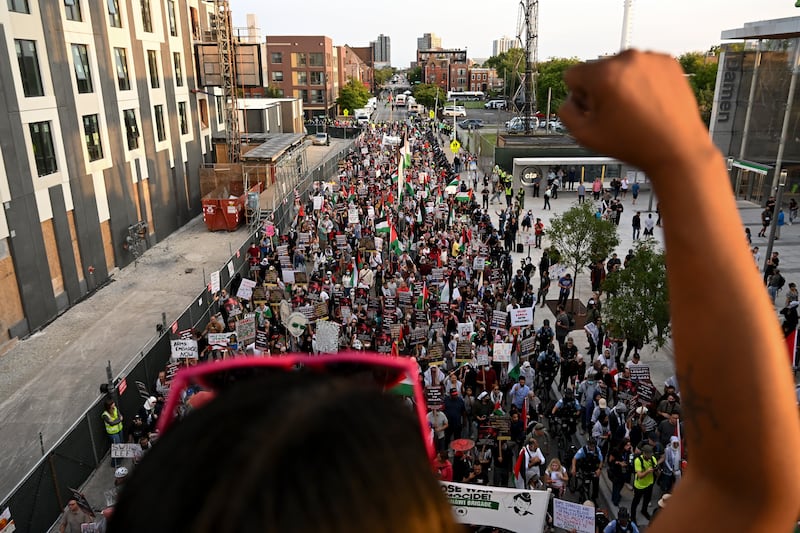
[450, 438, 475, 452]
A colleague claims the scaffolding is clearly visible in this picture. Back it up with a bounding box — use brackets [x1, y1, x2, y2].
[213, 0, 241, 163]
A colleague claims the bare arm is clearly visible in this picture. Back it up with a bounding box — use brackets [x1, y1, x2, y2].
[560, 50, 800, 533]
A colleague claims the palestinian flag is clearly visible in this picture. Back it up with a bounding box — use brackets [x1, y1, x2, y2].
[375, 217, 390, 233]
[416, 282, 429, 309]
[390, 225, 403, 255]
[448, 177, 459, 188]
[455, 191, 472, 203]
[389, 375, 415, 397]
[391, 172, 398, 183]
[404, 181, 415, 198]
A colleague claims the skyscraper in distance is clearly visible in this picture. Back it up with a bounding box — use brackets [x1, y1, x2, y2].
[493, 35, 516, 56]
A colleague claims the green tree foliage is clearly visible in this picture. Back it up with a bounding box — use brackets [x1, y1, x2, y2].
[264, 85, 283, 98]
[412, 84, 446, 109]
[537, 57, 581, 115]
[374, 67, 396, 88]
[602, 240, 671, 349]
[547, 201, 619, 309]
[485, 48, 525, 101]
[336, 78, 370, 114]
[678, 51, 719, 126]
[407, 66, 422, 85]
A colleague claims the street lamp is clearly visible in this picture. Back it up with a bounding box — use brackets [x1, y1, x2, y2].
[763, 168, 788, 272]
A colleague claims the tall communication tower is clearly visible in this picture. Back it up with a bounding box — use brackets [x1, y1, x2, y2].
[213, 0, 241, 163]
[620, 0, 634, 51]
[514, 0, 538, 135]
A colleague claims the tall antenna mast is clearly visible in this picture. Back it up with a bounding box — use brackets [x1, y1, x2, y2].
[620, 0, 634, 51]
[521, 0, 538, 134]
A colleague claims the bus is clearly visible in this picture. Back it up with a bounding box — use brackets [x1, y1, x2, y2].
[395, 94, 407, 107]
[447, 91, 485, 101]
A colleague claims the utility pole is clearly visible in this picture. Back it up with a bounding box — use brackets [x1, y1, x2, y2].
[521, 0, 538, 135]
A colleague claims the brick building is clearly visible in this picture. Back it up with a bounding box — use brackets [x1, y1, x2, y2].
[417, 49, 469, 92]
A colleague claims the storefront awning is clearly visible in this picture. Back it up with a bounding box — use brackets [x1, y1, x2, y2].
[731, 159, 771, 176]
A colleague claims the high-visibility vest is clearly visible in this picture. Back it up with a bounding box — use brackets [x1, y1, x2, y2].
[103, 407, 123, 435]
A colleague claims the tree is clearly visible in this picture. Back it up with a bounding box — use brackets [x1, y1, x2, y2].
[602, 240, 671, 349]
[336, 78, 370, 114]
[412, 83, 445, 109]
[547, 201, 619, 311]
[536, 57, 581, 116]
[264, 85, 283, 98]
[678, 51, 719, 126]
[407, 66, 422, 85]
[374, 67, 396, 88]
[485, 48, 525, 103]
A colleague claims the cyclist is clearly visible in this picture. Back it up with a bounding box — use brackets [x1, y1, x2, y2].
[536, 319, 555, 352]
[603, 507, 639, 533]
[571, 440, 603, 502]
[536, 342, 560, 392]
[551, 389, 581, 438]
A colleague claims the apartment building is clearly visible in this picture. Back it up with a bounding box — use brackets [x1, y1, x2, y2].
[468, 67, 501, 93]
[265, 35, 338, 119]
[0, 0, 225, 341]
[338, 45, 372, 96]
[417, 49, 469, 92]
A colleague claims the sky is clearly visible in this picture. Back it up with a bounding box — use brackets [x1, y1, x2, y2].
[232, 0, 798, 67]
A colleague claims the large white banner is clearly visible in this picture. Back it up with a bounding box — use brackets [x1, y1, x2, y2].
[441, 482, 549, 532]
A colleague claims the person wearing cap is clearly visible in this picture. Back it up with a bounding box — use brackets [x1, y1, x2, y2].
[571, 439, 603, 501]
[630, 443, 659, 522]
[602, 507, 639, 533]
[59, 499, 94, 533]
[531, 422, 551, 457]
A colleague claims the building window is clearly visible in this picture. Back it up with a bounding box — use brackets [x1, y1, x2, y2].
[309, 53, 324, 67]
[123, 109, 139, 150]
[114, 47, 130, 90]
[294, 53, 306, 67]
[271, 71, 283, 82]
[141, 0, 152, 32]
[154, 104, 166, 141]
[82, 114, 103, 161]
[167, 0, 177, 36]
[271, 52, 282, 64]
[310, 71, 323, 85]
[295, 89, 308, 103]
[173, 52, 183, 87]
[272, 87, 284, 97]
[198, 99, 208, 128]
[471, 74, 475, 80]
[310, 89, 324, 104]
[147, 50, 160, 89]
[15, 40, 44, 97]
[190, 7, 200, 40]
[29, 121, 57, 176]
[64, 0, 82, 21]
[296, 71, 307, 85]
[107, 0, 121, 27]
[216, 96, 223, 124]
[7, 0, 29, 13]
[178, 101, 188, 134]
[71, 44, 93, 94]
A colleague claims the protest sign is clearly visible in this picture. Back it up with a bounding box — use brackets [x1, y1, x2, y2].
[520, 337, 537, 359]
[255, 329, 269, 350]
[111, 443, 143, 459]
[264, 222, 275, 237]
[635, 380, 658, 404]
[315, 321, 340, 354]
[456, 340, 472, 363]
[457, 322, 474, 340]
[170, 339, 198, 360]
[510, 307, 534, 327]
[441, 482, 548, 533]
[553, 498, 595, 533]
[236, 278, 257, 300]
[252, 287, 267, 304]
[476, 346, 489, 366]
[488, 415, 512, 441]
[426, 386, 444, 408]
[294, 271, 308, 286]
[493, 342, 512, 363]
[491, 310, 508, 331]
[360, 236, 376, 251]
[473, 257, 486, 271]
[313, 196, 324, 210]
[314, 301, 329, 319]
[427, 343, 444, 366]
[629, 364, 651, 382]
[207, 333, 229, 348]
[0, 507, 14, 533]
[348, 207, 359, 224]
[236, 316, 256, 346]
[410, 327, 428, 346]
[210, 270, 221, 294]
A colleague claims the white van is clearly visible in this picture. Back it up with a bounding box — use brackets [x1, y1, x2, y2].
[354, 108, 371, 124]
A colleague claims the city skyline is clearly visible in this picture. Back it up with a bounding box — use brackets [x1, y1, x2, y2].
[233, 0, 796, 68]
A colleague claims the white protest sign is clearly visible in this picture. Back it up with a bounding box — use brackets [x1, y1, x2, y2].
[236, 315, 257, 346]
[493, 342, 513, 363]
[457, 322, 474, 339]
[441, 482, 548, 532]
[473, 257, 486, 271]
[348, 207, 360, 225]
[553, 498, 595, 533]
[111, 443, 143, 458]
[236, 278, 257, 300]
[368, 206, 375, 219]
[282, 269, 295, 284]
[313, 196, 324, 210]
[0, 507, 14, 533]
[210, 270, 221, 294]
[227, 261, 234, 277]
[374, 236, 383, 250]
[526, 233, 537, 246]
[510, 307, 534, 327]
[316, 320, 341, 354]
[207, 333, 229, 348]
[170, 338, 198, 359]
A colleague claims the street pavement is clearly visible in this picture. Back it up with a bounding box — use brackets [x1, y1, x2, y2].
[21, 116, 799, 529]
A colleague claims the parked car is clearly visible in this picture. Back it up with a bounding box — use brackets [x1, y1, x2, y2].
[311, 133, 329, 146]
[505, 116, 539, 132]
[458, 119, 484, 129]
[484, 99, 507, 110]
[442, 106, 467, 117]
